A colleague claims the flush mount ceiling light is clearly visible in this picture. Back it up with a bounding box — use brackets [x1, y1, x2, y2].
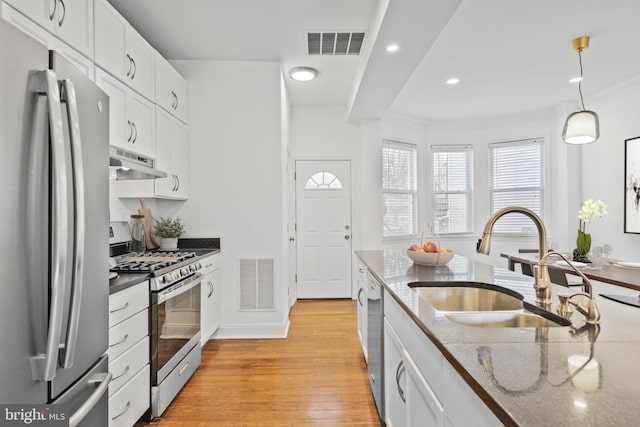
[386, 44, 399, 53]
[288, 66, 318, 82]
[446, 77, 460, 85]
[562, 36, 599, 145]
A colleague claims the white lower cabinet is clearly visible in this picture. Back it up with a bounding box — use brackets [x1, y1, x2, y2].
[354, 257, 367, 360]
[384, 319, 443, 427]
[384, 290, 501, 427]
[108, 281, 150, 427]
[200, 253, 221, 346]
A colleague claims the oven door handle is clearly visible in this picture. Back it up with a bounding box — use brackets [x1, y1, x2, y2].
[158, 273, 203, 304]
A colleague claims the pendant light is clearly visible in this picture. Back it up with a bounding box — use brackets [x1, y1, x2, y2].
[562, 36, 599, 145]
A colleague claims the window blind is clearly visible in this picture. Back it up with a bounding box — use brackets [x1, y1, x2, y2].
[489, 138, 544, 233]
[383, 140, 417, 238]
[431, 145, 473, 234]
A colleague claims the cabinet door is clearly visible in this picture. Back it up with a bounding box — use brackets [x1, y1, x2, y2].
[2, 2, 56, 47]
[95, 68, 128, 151]
[125, 27, 155, 100]
[4, 0, 55, 32]
[171, 119, 189, 199]
[153, 108, 175, 197]
[172, 70, 188, 122]
[54, 0, 92, 57]
[404, 349, 444, 427]
[127, 90, 156, 158]
[94, 0, 125, 80]
[356, 276, 367, 360]
[384, 320, 407, 427]
[154, 52, 174, 114]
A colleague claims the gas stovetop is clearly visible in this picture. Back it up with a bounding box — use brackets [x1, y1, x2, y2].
[111, 251, 198, 274]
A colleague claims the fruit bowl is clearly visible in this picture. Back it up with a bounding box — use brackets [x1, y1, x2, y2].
[406, 249, 455, 266]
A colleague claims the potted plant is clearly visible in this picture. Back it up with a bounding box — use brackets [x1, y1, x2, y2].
[153, 216, 186, 250]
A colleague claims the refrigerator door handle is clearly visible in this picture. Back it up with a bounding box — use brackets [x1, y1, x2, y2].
[60, 79, 85, 369]
[68, 371, 112, 427]
[31, 70, 69, 381]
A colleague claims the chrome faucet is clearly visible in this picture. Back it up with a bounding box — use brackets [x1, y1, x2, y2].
[547, 251, 601, 324]
[476, 206, 552, 303]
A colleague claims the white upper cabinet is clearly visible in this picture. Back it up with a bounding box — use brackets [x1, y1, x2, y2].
[4, 0, 93, 57]
[155, 52, 188, 123]
[94, 0, 155, 101]
[2, 2, 94, 79]
[154, 107, 189, 199]
[95, 68, 156, 158]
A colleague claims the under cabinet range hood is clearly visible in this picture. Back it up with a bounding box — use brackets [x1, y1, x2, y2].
[109, 147, 167, 180]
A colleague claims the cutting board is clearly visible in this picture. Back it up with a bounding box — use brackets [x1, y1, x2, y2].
[139, 199, 161, 249]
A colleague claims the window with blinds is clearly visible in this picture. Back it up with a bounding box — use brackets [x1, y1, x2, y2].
[489, 138, 544, 233]
[431, 145, 473, 234]
[383, 140, 417, 238]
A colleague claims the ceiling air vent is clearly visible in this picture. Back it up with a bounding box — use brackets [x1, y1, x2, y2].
[307, 32, 365, 55]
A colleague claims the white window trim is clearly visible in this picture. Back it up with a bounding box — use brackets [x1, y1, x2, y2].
[489, 138, 545, 235]
[382, 140, 418, 239]
[431, 145, 473, 235]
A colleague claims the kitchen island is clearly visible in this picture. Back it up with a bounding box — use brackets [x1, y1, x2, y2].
[357, 249, 640, 426]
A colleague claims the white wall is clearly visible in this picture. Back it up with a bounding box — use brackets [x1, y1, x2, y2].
[580, 77, 640, 258]
[170, 59, 288, 338]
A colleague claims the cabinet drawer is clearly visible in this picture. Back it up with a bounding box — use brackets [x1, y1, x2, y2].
[108, 309, 148, 361]
[109, 281, 148, 327]
[199, 253, 220, 275]
[109, 336, 149, 397]
[109, 364, 150, 427]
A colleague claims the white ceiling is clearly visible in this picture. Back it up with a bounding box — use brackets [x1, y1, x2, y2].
[108, 0, 640, 122]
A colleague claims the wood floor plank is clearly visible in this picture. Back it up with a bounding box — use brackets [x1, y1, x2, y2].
[145, 300, 381, 426]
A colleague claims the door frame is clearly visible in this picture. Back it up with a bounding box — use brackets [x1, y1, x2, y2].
[291, 156, 354, 301]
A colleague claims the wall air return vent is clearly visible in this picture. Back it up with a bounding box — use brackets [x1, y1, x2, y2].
[307, 32, 365, 55]
[239, 258, 275, 311]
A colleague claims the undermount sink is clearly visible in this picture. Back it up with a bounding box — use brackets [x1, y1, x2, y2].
[409, 282, 524, 312]
[444, 311, 569, 328]
[408, 282, 570, 328]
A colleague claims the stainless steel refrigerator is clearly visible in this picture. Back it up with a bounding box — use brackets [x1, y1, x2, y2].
[0, 19, 111, 426]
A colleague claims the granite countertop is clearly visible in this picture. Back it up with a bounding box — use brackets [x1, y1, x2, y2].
[357, 249, 640, 427]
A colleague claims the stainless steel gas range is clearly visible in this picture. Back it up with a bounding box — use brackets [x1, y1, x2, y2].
[109, 222, 202, 419]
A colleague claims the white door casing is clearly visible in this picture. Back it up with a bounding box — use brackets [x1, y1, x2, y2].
[295, 160, 352, 299]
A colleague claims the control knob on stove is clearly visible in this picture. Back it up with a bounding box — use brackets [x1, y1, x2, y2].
[180, 267, 189, 277]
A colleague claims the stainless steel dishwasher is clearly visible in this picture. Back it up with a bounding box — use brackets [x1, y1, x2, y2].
[366, 271, 384, 421]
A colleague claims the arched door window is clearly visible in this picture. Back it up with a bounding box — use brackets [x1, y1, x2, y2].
[304, 171, 343, 190]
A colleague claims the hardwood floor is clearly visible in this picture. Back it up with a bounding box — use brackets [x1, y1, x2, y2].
[150, 300, 381, 426]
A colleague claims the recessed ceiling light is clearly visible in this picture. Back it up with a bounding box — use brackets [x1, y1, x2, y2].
[446, 78, 460, 85]
[569, 76, 583, 83]
[386, 44, 399, 53]
[288, 67, 318, 82]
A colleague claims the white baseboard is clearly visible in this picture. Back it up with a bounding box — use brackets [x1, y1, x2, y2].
[211, 319, 291, 339]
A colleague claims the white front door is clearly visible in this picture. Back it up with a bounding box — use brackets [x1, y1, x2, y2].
[295, 160, 352, 299]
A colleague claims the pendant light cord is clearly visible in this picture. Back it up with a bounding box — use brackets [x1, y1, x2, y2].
[578, 51, 586, 110]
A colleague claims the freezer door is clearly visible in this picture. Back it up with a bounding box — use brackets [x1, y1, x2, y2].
[0, 18, 50, 404]
[49, 52, 110, 400]
[52, 355, 111, 427]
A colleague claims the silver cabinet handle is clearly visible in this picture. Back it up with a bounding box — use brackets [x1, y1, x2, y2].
[57, 0, 66, 26]
[32, 70, 69, 381]
[357, 288, 364, 306]
[60, 79, 85, 368]
[208, 281, 214, 298]
[174, 92, 179, 110]
[112, 365, 130, 381]
[109, 334, 129, 348]
[48, 0, 57, 20]
[171, 91, 176, 109]
[110, 401, 131, 422]
[179, 361, 190, 376]
[127, 120, 132, 142]
[175, 175, 180, 191]
[109, 302, 129, 314]
[131, 121, 137, 143]
[69, 372, 112, 427]
[396, 360, 406, 403]
[125, 54, 132, 77]
[130, 57, 136, 79]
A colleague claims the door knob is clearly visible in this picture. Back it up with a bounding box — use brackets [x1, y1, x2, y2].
[289, 237, 295, 242]
[344, 235, 351, 240]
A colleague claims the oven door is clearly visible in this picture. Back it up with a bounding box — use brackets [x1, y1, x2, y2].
[151, 272, 202, 385]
